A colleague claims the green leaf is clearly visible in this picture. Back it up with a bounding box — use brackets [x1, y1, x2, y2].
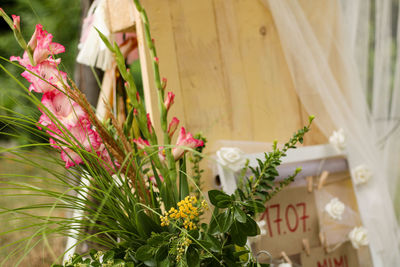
[243, 217, 259, 237]
[148, 235, 164, 246]
[206, 233, 221, 252]
[136, 209, 162, 237]
[188, 229, 199, 239]
[217, 209, 233, 233]
[95, 28, 114, 52]
[230, 221, 247, 246]
[135, 245, 153, 261]
[242, 200, 265, 213]
[155, 244, 169, 261]
[233, 206, 247, 223]
[208, 190, 230, 207]
[186, 246, 200, 267]
[216, 200, 232, 208]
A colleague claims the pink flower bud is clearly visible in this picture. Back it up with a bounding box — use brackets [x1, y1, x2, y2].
[154, 57, 159, 64]
[164, 92, 175, 111]
[11, 15, 20, 31]
[147, 113, 153, 134]
[161, 77, 167, 90]
[133, 108, 138, 116]
[168, 117, 179, 138]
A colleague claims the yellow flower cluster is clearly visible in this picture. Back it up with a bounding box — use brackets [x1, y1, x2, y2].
[160, 196, 208, 230]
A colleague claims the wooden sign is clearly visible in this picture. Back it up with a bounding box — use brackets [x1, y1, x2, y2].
[300, 242, 359, 267]
[252, 185, 319, 258]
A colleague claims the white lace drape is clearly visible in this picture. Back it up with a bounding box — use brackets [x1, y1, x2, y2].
[262, 0, 400, 265]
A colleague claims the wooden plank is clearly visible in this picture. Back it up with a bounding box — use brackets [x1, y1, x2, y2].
[167, 0, 232, 144]
[231, 0, 304, 142]
[213, 0, 254, 140]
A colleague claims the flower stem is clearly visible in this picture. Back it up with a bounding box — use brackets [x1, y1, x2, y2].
[133, 0, 178, 199]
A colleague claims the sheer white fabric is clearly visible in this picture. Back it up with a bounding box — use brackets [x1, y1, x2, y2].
[262, 0, 400, 265]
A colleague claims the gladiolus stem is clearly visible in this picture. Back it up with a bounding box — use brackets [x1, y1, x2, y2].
[133, 0, 178, 194]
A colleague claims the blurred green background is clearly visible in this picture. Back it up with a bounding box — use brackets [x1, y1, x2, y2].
[0, 0, 81, 145]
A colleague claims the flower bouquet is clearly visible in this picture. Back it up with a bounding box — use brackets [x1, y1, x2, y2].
[0, 1, 314, 266]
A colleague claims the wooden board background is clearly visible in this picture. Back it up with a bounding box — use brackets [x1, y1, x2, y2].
[108, 0, 328, 190]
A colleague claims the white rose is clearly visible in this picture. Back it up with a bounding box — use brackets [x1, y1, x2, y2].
[348, 226, 369, 249]
[257, 220, 267, 236]
[216, 147, 246, 172]
[324, 197, 345, 220]
[352, 165, 372, 185]
[329, 128, 346, 152]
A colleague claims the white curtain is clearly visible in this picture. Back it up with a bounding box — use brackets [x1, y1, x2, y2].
[262, 0, 400, 265]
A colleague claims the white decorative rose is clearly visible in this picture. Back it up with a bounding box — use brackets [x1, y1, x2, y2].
[278, 263, 292, 267]
[257, 220, 267, 236]
[352, 165, 372, 185]
[216, 147, 246, 172]
[324, 197, 345, 221]
[329, 128, 346, 153]
[348, 226, 369, 249]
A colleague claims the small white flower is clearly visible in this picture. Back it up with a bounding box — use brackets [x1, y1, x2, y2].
[278, 263, 292, 267]
[352, 165, 372, 185]
[329, 128, 346, 152]
[216, 147, 246, 172]
[348, 226, 369, 249]
[324, 197, 345, 220]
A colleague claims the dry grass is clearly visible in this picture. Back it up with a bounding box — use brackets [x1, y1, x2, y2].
[0, 152, 68, 266]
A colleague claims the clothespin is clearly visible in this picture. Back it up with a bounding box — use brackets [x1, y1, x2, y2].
[317, 171, 329, 190]
[306, 176, 313, 193]
[319, 231, 328, 253]
[302, 238, 311, 256]
[280, 251, 292, 264]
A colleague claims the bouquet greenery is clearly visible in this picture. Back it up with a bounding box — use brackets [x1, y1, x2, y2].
[0, 1, 314, 266]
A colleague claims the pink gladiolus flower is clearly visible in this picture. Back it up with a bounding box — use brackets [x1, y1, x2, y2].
[39, 92, 88, 128]
[50, 124, 102, 168]
[11, 15, 20, 31]
[164, 92, 175, 111]
[61, 148, 83, 168]
[11, 24, 65, 67]
[172, 127, 204, 160]
[133, 137, 150, 150]
[21, 61, 68, 93]
[167, 117, 179, 138]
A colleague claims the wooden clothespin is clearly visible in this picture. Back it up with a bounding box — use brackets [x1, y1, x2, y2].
[306, 176, 313, 193]
[317, 171, 329, 190]
[319, 231, 328, 253]
[302, 238, 311, 256]
[280, 251, 292, 264]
